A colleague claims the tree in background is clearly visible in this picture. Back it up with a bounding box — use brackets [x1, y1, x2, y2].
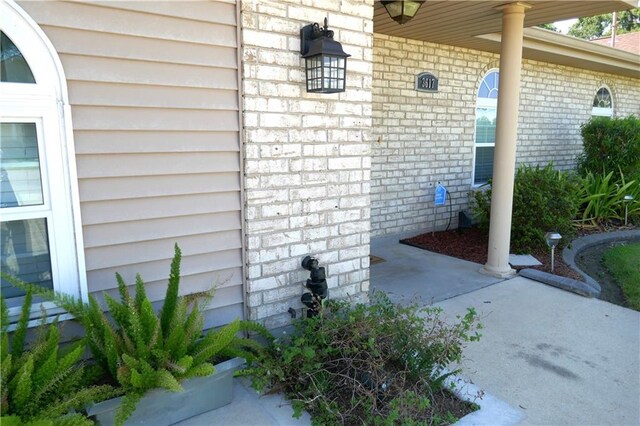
[537, 23, 559, 32]
[568, 8, 640, 39]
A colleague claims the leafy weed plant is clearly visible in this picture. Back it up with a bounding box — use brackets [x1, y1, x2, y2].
[244, 292, 482, 425]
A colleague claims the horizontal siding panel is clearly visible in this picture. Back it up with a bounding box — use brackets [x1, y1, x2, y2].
[145, 283, 243, 308]
[85, 230, 242, 271]
[79, 173, 240, 202]
[76, 152, 239, 178]
[71, 106, 239, 131]
[88, 256, 242, 292]
[172, 286, 244, 312]
[60, 55, 238, 90]
[203, 303, 244, 328]
[81, 192, 241, 225]
[89, 1, 236, 26]
[21, 0, 244, 324]
[201, 286, 242, 309]
[83, 212, 241, 248]
[68, 82, 238, 110]
[73, 131, 240, 154]
[19, 1, 237, 46]
[93, 289, 244, 326]
[43, 26, 237, 68]
[96, 283, 243, 313]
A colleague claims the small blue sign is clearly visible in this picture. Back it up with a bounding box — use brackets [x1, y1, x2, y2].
[434, 184, 447, 206]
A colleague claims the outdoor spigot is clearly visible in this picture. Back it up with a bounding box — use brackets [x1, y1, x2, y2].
[301, 256, 328, 317]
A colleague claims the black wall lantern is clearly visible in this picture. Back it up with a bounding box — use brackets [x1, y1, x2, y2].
[300, 18, 350, 93]
[381, 1, 425, 25]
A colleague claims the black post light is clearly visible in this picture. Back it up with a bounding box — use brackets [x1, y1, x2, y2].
[300, 18, 350, 93]
[381, 1, 425, 25]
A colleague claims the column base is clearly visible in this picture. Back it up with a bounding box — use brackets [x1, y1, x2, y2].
[479, 264, 517, 279]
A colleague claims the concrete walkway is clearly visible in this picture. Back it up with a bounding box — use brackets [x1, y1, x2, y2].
[370, 238, 640, 425]
[437, 277, 640, 426]
[370, 233, 504, 304]
[176, 378, 310, 426]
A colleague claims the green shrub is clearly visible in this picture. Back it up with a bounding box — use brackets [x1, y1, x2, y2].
[244, 292, 481, 425]
[470, 184, 492, 234]
[1, 291, 115, 426]
[471, 163, 580, 253]
[575, 170, 640, 228]
[3, 244, 271, 426]
[577, 115, 640, 181]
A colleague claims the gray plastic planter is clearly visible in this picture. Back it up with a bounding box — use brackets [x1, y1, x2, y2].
[87, 357, 245, 425]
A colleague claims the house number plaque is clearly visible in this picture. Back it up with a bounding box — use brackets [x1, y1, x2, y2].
[416, 72, 439, 92]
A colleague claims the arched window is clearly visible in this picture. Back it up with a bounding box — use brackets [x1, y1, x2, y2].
[1, 1, 85, 315]
[473, 69, 499, 185]
[592, 86, 613, 117]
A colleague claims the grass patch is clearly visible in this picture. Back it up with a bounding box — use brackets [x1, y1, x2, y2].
[603, 242, 640, 311]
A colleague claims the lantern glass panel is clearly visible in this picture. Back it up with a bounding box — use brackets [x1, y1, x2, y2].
[306, 55, 323, 91]
[385, 2, 403, 18]
[404, 2, 422, 16]
[304, 51, 347, 93]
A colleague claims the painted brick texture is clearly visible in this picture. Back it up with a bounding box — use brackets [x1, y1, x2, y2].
[372, 33, 640, 238]
[241, 0, 374, 328]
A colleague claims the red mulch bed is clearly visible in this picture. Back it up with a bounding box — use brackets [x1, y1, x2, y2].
[401, 227, 584, 281]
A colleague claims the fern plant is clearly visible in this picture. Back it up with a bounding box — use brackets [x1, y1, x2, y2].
[0, 290, 115, 426]
[3, 244, 272, 426]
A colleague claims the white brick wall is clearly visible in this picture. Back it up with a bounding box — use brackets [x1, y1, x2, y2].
[518, 60, 639, 168]
[241, 0, 374, 328]
[241, 6, 639, 325]
[371, 33, 640, 238]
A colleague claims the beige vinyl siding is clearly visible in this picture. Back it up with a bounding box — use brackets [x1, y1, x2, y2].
[19, 0, 243, 327]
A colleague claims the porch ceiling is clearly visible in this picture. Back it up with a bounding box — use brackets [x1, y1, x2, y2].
[374, 1, 640, 77]
[374, 1, 636, 44]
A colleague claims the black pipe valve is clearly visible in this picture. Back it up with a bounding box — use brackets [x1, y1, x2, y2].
[301, 255, 328, 317]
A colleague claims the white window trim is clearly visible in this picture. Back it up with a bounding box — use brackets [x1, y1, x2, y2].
[1, 0, 88, 320]
[472, 69, 499, 187]
[592, 106, 613, 117]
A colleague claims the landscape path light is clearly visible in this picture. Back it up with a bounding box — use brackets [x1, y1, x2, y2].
[624, 195, 634, 226]
[545, 232, 562, 273]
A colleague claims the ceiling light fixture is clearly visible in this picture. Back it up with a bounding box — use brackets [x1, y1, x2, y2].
[381, 1, 425, 25]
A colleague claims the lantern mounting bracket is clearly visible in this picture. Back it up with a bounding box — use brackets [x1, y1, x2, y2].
[300, 18, 333, 56]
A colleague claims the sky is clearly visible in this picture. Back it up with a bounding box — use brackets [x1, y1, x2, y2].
[555, 18, 578, 34]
